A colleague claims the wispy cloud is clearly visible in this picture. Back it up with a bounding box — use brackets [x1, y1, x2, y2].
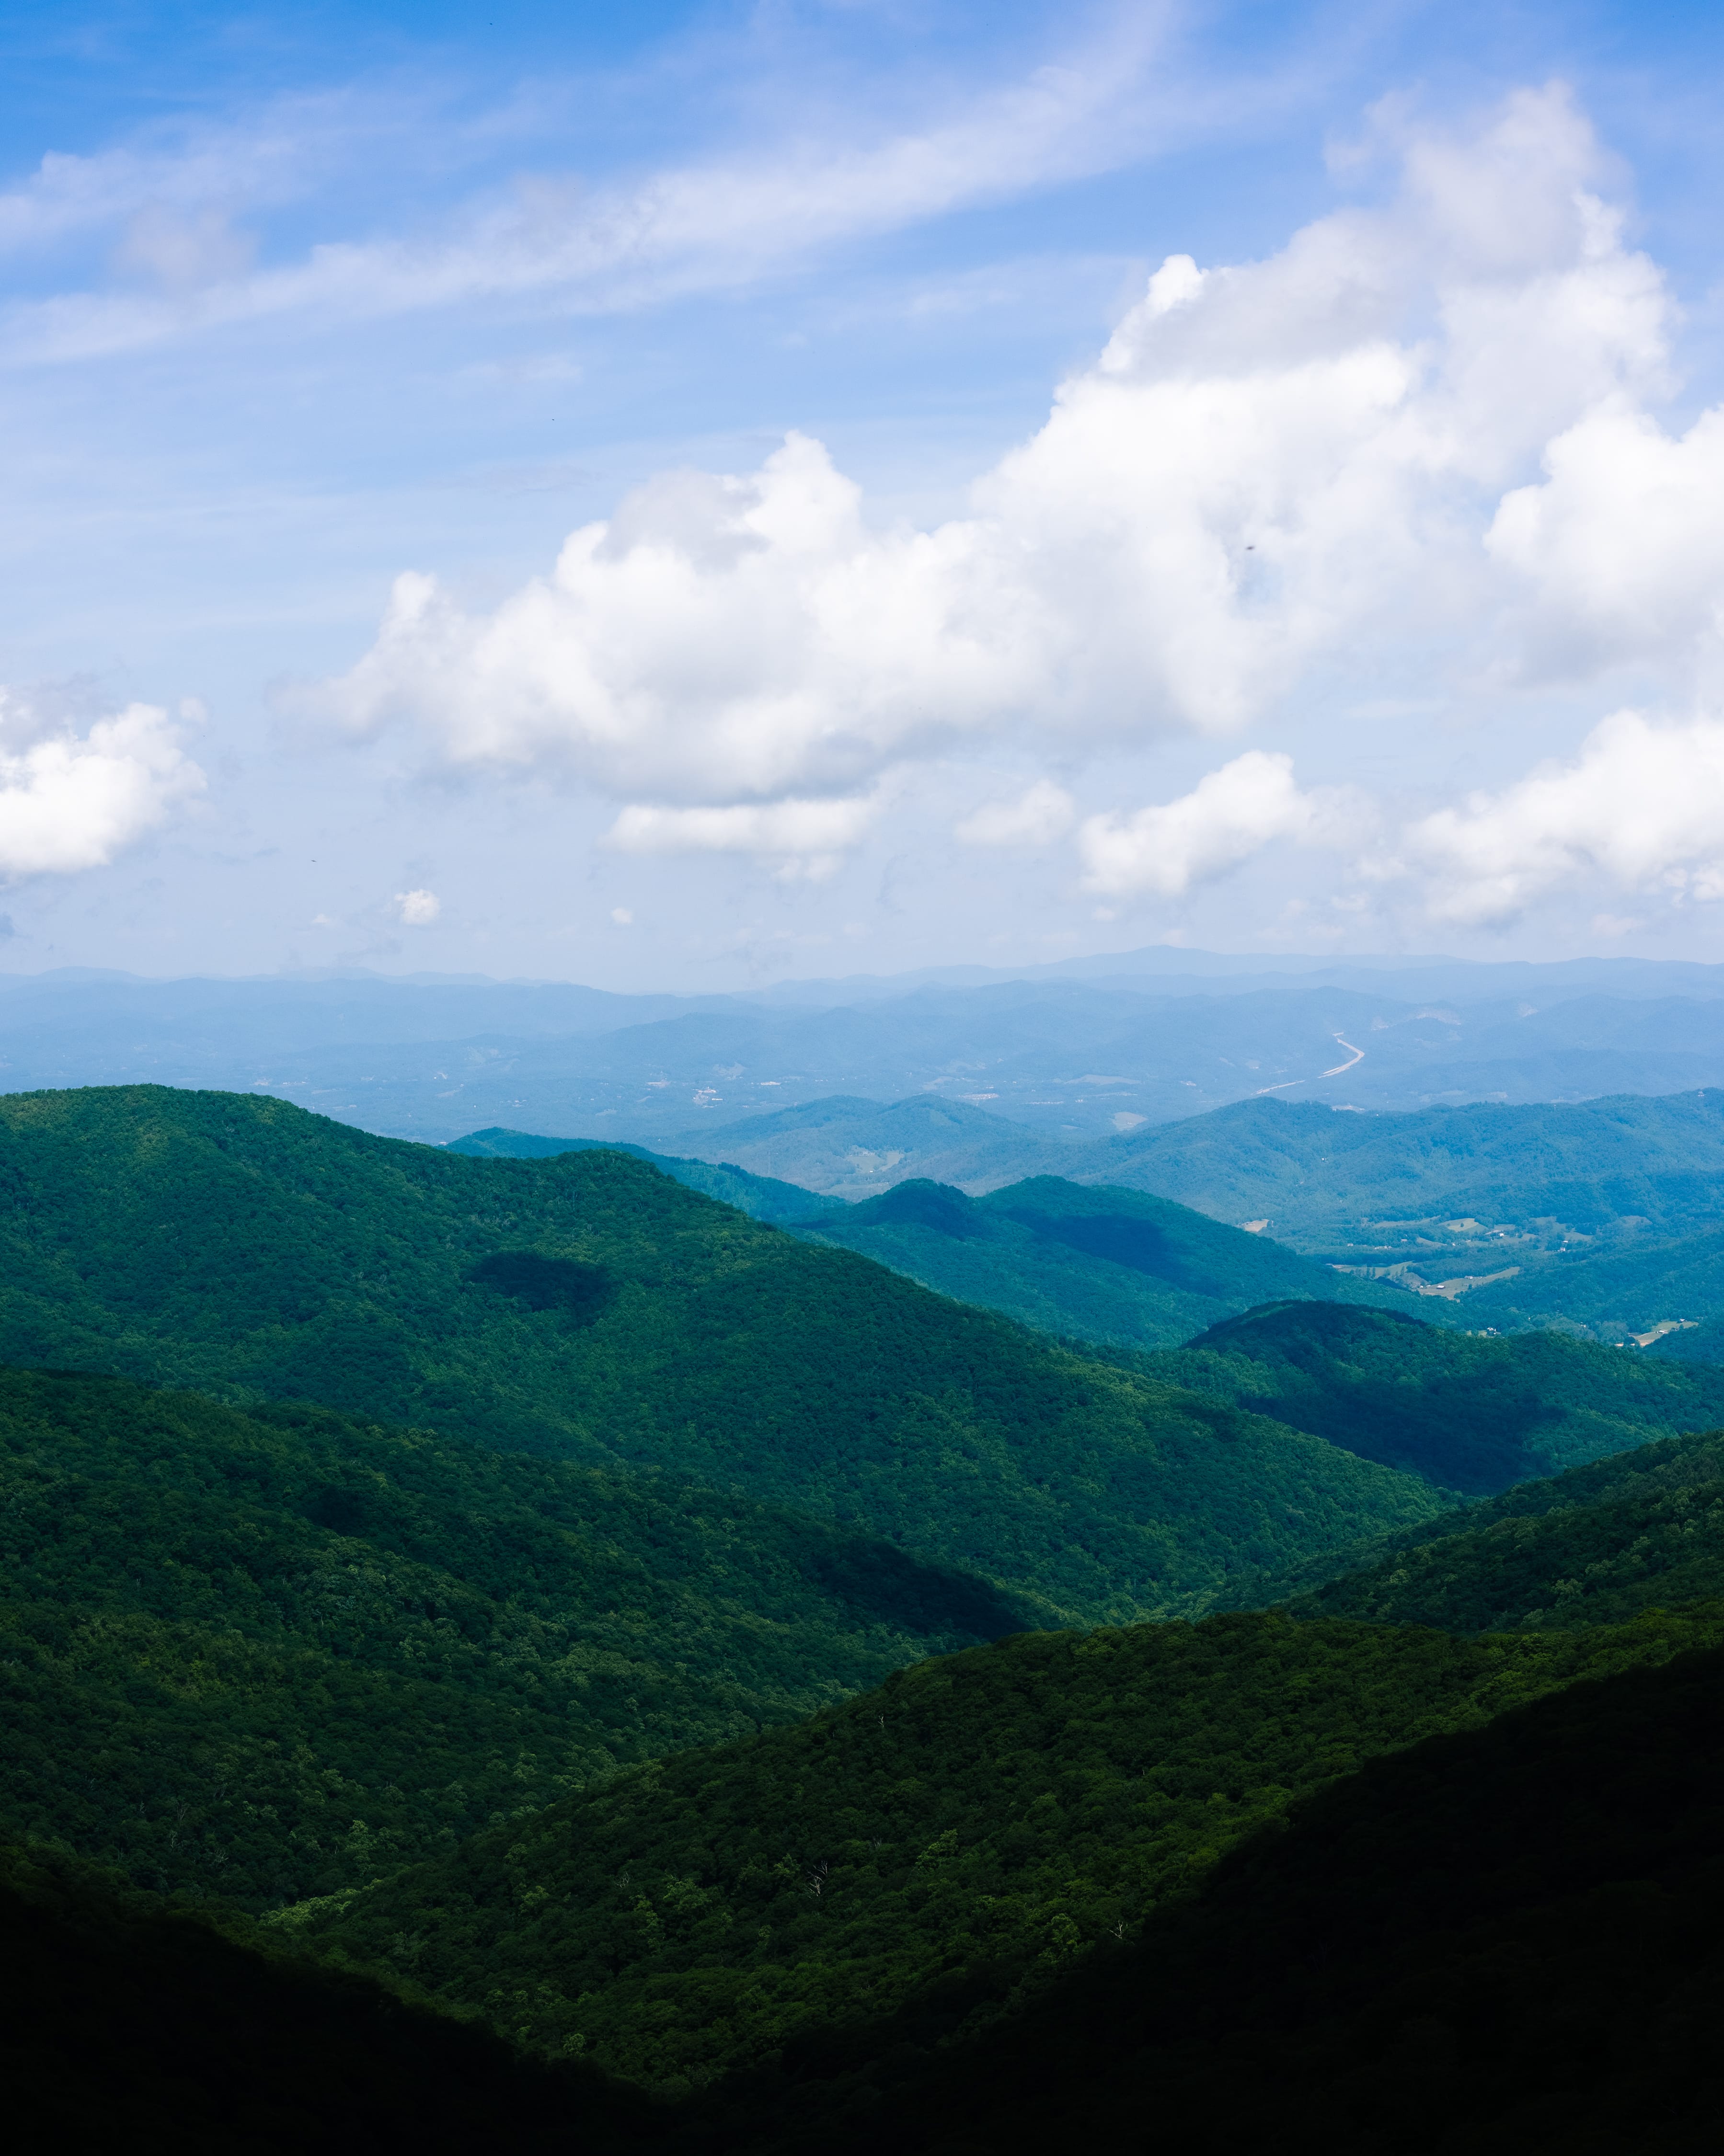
[0, 10, 1199, 362]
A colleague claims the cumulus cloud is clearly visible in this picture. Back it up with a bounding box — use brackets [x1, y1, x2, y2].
[391, 887, 441, 926]
[1405, 711, 1724, 926]
[1077, 752, 1325, 896]
[1487, 404, 1724, 684]
[955, 780, 1077, 847]
[317, 84, 1692, 822]
[0, 696, 204, 876]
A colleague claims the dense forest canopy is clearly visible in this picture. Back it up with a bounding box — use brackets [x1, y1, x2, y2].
[7, 1082, 1724, 2147]
[787, 1175, 1437, 1352]
[0, 1086, 1446, 1622]
[1273, 1424, 1724, 1631]
[768, 1641, 1724, 2155]
[1130, 1299, 1724, 1491]
[0, 1367, 1035, 1908]
[292, 1604, 1721, 2093]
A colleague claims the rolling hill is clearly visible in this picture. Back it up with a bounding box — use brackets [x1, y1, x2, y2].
[0, 1086, 1446, 1625]
[1072, 1087, 1724, 1249]
[671, 1094, 1069, 1198]
[1132, 1300, 1724, 1492]
[791, 1178, 1442, 1350]
[650, 1088, 1724, 1339]
[445, 1127, 831, 1222]
[1271, 1422, 1724, 1632]
[0, 1365, 1034, 1909]
[783, 1639, 1724, 2156]
[289, 1604, 1715, 2095]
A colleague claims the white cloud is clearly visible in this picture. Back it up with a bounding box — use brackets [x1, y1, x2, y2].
[391, 887, 441, 926]
[605, 793, 879, 881]
[955, 780, 1076, 848]
[1077, 752, 1323, 896]
[0, 696, 203, 876]
[1405, 711, 1724, 926]
[1487, 402, 1724, 683]
[317, 85, 1690, 817]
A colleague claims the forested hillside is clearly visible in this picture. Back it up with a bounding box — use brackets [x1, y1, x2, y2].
[1130, 1300, 1724, 1491]
[0, 1367, 1030, 1907]
[0, 1087, 1445, 1621]
[293, 1605, 1716, 2094]
[774, 1642, 1724, 2156]
[1276, 1425, 1724, 1631]
[789, 1177, 1435, 1350]
[447, 1127, 829, 1223]
[1076, 1088, 1724, 1242]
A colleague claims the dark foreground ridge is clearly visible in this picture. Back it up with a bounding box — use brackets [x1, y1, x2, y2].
[0, 1839, 659, 2155]
[697, 1642, 1724, 2155]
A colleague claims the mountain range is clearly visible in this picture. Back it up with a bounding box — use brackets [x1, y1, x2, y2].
[458, 1089, 1724, 1345]
[5, 951, 1724, 1148]
[9, 1073, 1724, 2145]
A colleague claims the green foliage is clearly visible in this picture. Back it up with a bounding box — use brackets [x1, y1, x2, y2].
[790, 1177, 1435, 1353]
[1093, 1086, 1724, 1244]
[1278, 1426, 1724, 1632]
[292, 1605, 1721, 2094]
[447, 1128, 829, 1223]
[0, 1366, 1032, 1909]
[1132, 1300, 1724, 1491]
[0, 1087, 1446, 1623]
[0, 1835, 656, 2154]
[765, 1643, 1724, 2156]
[1465, 1215, 1724, 1336]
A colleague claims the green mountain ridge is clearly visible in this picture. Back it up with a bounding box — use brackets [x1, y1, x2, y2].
[445, 1127, 831, 1223]
[1126, 1299, 1724, 1493]
[460, 1097, 1724, 1342]
[290, 1604, 1721, 2096]
[777, 1640, 1724, 2156]
[0, 1366, 1029, 1910]
[13, 1085, 1724, 2145]
[449, 1131, 1456, 1349]
[0, 1086, 1448, 1625]
[790, 1176, 1445, 1350]
[1273, 1422, 1724, 1632]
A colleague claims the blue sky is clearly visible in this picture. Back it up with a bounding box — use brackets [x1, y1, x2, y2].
[5, 0, 1724, 986]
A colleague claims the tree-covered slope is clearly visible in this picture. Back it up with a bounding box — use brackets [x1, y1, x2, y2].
[291, 1606, 1717, 2095]
[446, 1128, 830, 1224]
[779, 1641, 1724, 2156]
[0, 1367, 1029, 1909]
[1458, 1215, 1724, 1337]
[1133, 1300, 1724, 1492]
[1075, 1088, 1724, 1244]
[0, 1837, 655, 2156]
[1276, 1426, 1724, 1633]
[0, 1087, 1445, 1622]
[788, 1178, 1438, 1352]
